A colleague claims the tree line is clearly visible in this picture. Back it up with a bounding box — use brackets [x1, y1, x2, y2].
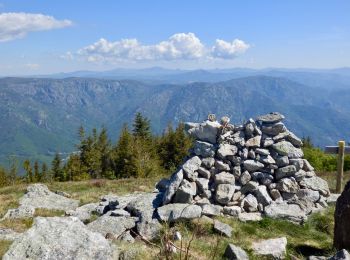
[0, 113, 193, 187]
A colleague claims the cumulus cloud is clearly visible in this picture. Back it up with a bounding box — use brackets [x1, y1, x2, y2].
[211, 39, 250, 59]
[75, 33, 249, 62]
[0, 12, 72, 42]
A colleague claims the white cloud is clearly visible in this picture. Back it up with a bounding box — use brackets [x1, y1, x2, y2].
[0, 12, 72, 42]
[75, 33, 250, 63]
[211, 39, 250, 59]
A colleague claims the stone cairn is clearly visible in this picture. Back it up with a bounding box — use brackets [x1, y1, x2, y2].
[161, 112, 331, 223]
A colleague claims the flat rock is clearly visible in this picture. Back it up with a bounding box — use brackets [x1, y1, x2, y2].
[19, 184, 79, 211]
[264, 203, 307, 224]
[0, 228, 21, 241]
[223, 206, 241, 216]
[1, 206, 35, 220]
[299, 176, 330, 196]
[187, 120, 221, 144]
[66, 202, 98, 222]
[213, 220, 232, 237]
[87, 215, 137, 237]
[217, 144, 238, 159]
[275, 165, 297, 180]
[214, 171, 235, 185]
[3, 217, 113, 260]
[243, 160, 264, 172]
[157, 203, 202, 222]
[245, 136, 261, 148]
[238, 212, 262, 222]
[256, 112, 285, 123]
[224, 244, 249, 260]
[252, 237, 287, 259]
[193, 141, 216, 157]
[201, 204, 222, 216]
[272, 141, 304, 159]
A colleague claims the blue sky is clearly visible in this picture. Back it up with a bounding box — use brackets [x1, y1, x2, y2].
[0, 0, 349, 75]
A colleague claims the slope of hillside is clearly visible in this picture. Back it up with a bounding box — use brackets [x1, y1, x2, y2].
[0, 76, 349, 165]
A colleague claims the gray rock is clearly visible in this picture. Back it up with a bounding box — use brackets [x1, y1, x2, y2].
[218, 144, 238, 159]
[0, 228, 21, 241]
[66, 203, 98, 222]
[329, 249, 350, 260]
[157, 203, 202, 222]
[246, 136, 261, 148]
[256, 112, 285, 123]
[196, 178, 209, 193]
[136, 216, 162, 240]
[248, 150, 256, 159]
[223, 206, 242, 216]
[213, 220, 233, 238]
[277, 178, 299, 193]
[174, 179, 197, 203]
[255, 148, 270, 156]
[182, 156, 202, 181]
[255, 185, 273, 206]
[232, 166, 241, 179]
[193, 140, 216, 157]
[163, 169, 183, 204]
[270, 189, 283, 202]
[216, 184, 235, 205]
[263, 137, 274, 147]
[3, 217, 113, 260]
[286, 131, 303, 147]
[289, 159, 304, 171]
[201, 204, 222, 216]
[2, 206, 35, 220]
[187, 120, 221, 144]
[224, 244, 249, 260]
[303, 159, 315, 171]
[240, 181, 259, 194]
[299, 176, 330, 196]
[215, 172, 235, 185]
[252, 237, 287, 259]
[261, 122, 287, 136]
[87, 215, 137, 237]
[215, 160, 231, 171]
[273, 131, 290, 142]
[275, 165, 297, 180]
[109, 209, 131, 217]
[19, 184, 79, 211]
[272, 141, 304, 159]
[327, 193, 340, 205]
[276, 156, 289, 167]
[239, 171, 251, 185]
[241, 194, 258, 212]
[264, 203, 307, 223]
[119, 231, 135, 243]
[197, 167, 211, 179]
[127, 192, 163, 217]
[238, 212, 262, 222]
[201, 157, 215, 169]
[243, 160, 264, 172]
[251, 172, 274, 186]
[297, 189, 320, 203]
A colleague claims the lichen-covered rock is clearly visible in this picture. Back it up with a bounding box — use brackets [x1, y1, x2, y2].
[157, 203, 202, 222]
[252, 237, 287, 259]
[3, 217, 113, 260]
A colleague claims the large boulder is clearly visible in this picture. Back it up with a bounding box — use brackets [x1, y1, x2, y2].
[19, 184, 79, 211]
[3, 217, 113, 260]
[87, 215, 137, 237]
[163, 169, 183, 204]
[264, 203, 307, 224]
[187, 120, 221, 144]
[334, 181, 350, 250]
[157, 203, 202, 222]
[65, 203, 98, 222]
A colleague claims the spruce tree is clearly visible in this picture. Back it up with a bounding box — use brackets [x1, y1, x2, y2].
[34, 160, 40, 182]
[23, 160, 33, 183]
[98, 127, 113, 179]
[52, 153, 64, 181]
[132, 112, 152, 140]
[41, 163, 48, 182]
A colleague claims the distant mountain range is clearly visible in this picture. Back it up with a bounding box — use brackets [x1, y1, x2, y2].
[1, 71, 350, 166]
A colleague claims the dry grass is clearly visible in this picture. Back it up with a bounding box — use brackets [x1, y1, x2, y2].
[317, 171, 350, 193]
[0, 240, 12, 259]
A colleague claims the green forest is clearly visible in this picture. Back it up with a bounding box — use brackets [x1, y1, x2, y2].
[0, 114, 349, 189]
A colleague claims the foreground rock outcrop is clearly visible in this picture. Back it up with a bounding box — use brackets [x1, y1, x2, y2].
[334, 181, 350, 250]
[3, 217, 114, 260]
[161, 113, 331, 223]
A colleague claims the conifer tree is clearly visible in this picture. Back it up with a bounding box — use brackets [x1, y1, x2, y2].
[52, 153, 64, 181]
[132, 112, 152, 141]
[34, 160, 40, 182]
[23, 160, 33, 183]
[0, 167, 8, 187]
[41, 163, 48, 182]
[98, 127, 113, 179]
[7, 156, 18, 185]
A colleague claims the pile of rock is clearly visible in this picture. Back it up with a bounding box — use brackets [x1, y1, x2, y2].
[161, 112, 331, 223]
